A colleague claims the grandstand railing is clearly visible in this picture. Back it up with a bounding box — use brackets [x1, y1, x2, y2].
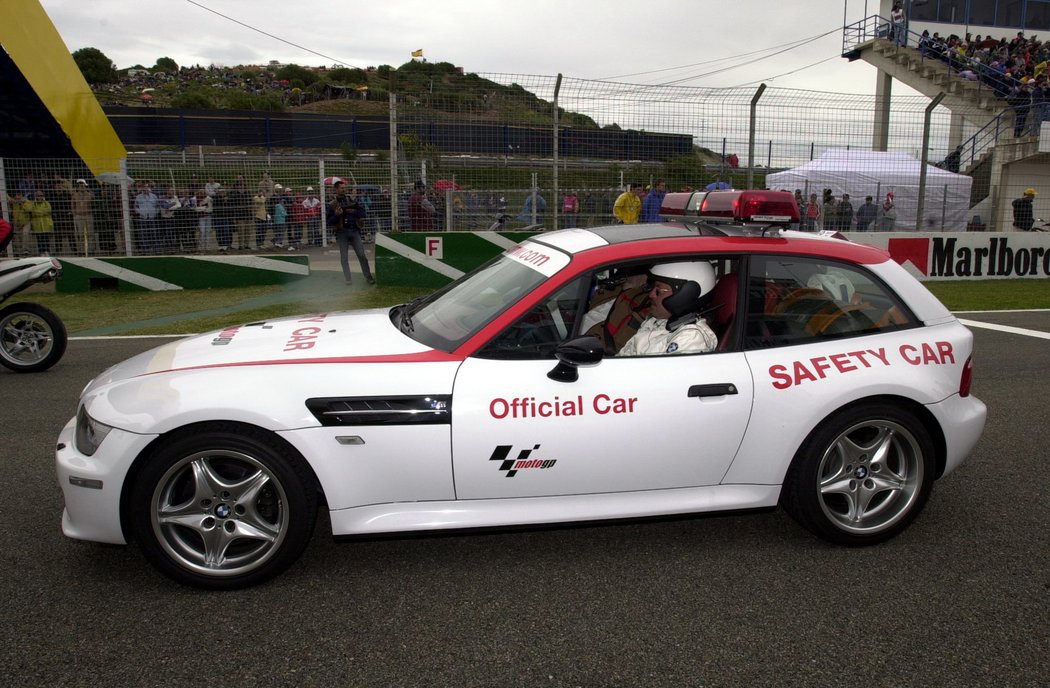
[842, 15, 1014, 100]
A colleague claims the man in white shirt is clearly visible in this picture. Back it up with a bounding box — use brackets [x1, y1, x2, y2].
[618, 261, 718, 356]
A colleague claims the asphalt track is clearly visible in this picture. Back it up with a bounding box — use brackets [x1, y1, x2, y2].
[0, 314, 1047, 687]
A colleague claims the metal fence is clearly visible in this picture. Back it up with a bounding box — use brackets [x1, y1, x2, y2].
[3, 69, 1049, 257]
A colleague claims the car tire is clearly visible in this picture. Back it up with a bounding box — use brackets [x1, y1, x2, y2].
[129, 424, 317, 589]
[0, 302, 67, 373]
[780, 403, 935, 546]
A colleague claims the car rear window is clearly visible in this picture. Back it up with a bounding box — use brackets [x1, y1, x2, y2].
[743, 256, 917, 349]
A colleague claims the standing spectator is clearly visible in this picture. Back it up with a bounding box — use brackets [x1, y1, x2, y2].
[289, 188, 307, 249]
[802, 193, 821, 231]
[24, 189, 54, 256]
[133, 182, 159, 254]
[408, 180, 435, 231]
[97, 186, 122, 254]
[613, 183, 644, 224]
[51, 177, 75, 254]
[1012, 187, 1037, 230]
[837, 194, 854, 233]
[228, 177, 252, 250]
[823, 194, 838, 231]
[8, 191, 32, 255]
[157, 186, 181, 253]
[855, 196, 878, 231]
[257, 171, 275, 199]
[195, 190, 214, 250]
[212, 188, 234, 253]
[252, 188, 269, 249]
[562, 190, 579, 228]
[204, 177, 221, 198]
[302, 186, 322, 245]
[327, 182, 375, 285]
[70, 179, 95, 255]
[1008, 84, 1032, 137]
[640, 179, 666, 223]
[879, 192, 897, 231]
[517, 191, 547, 226]
[272, 190, 288, 248]
[891, 3, 907, 47]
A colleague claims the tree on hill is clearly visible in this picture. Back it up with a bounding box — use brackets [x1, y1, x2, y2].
[276, 64, 318, 88]
[72, 47, 118, 84]
[328, 67, 366, 84]
[154, 57, 179, 73]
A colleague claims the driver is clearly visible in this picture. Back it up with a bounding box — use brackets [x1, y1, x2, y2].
[618, 261, 717, 356]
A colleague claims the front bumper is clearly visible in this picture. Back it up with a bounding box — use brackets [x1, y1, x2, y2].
[55, 416, 158, 544]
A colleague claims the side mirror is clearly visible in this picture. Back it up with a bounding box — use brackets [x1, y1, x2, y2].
[547, 336, 604, 383]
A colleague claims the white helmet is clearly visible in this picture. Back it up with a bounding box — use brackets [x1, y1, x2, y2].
[649, 261, 716, 298]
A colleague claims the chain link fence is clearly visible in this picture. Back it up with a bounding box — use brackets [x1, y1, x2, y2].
[4, 70, 1048, 257]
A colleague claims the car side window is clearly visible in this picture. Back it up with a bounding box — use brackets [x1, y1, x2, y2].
[476, 277, 586, 359]
[744, 256, 917, 349]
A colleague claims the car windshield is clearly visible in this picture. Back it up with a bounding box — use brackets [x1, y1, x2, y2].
[396, 241, 570, 351]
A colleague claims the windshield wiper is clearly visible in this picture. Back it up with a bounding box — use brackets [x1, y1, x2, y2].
[392, 296, 426, 334]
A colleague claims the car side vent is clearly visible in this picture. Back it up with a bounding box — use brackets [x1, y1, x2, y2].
[305, 395, 452, 426]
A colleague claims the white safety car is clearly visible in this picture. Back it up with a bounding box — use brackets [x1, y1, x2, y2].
[56, 190, 987, 589]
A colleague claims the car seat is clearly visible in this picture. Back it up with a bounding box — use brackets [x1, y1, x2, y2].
[708, 273, 738, 349]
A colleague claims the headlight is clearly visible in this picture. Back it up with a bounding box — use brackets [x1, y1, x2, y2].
[75, 405, 113, 456]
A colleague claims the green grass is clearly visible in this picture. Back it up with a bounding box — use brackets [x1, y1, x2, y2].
[924, 279, 1050, 311]
[14, 279, 1047, 337]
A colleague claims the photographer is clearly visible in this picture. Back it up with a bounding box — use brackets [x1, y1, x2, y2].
[327, 181, 375, 286]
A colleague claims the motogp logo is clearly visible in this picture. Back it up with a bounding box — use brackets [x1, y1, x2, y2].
[489, 444, 557, 478]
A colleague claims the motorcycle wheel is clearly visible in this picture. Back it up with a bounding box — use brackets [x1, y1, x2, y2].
[0, 302, 68, 373]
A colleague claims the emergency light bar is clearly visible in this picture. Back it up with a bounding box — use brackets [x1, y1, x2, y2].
[699, 190, 800, 224]
[658, 190, 800, 225]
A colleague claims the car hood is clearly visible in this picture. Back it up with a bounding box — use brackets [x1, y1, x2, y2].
[86, 309, 447, 390]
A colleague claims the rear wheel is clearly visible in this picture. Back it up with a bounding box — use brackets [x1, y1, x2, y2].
[0, 302, 67, 373]
[129, 425, 317, 589]
[781, 403, 935, 545]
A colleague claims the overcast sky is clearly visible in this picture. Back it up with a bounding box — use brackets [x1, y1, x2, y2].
[37, 0, 893, 94]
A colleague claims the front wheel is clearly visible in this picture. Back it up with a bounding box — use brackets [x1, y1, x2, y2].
[129, 425, 317, 589]
[0, 302, 67, 373]
[780, 403, 935, 546]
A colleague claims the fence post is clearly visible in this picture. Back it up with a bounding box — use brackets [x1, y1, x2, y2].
[389, 92, 399, 232]
[552, 73, 562, 231]
[445, 188, 452, 231]
[747, 83, 767, 190]
[319, 159, 328, 247]
[917, 92, 946, 232]
[119, 158, 133, 256]
[531, 172, 538, 225]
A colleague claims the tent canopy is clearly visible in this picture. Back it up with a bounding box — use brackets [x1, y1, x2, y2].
[766, 149, 973, 231]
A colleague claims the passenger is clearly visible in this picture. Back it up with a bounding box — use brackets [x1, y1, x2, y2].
[582, 267, 651, 354]
[618, 261, 718, 356]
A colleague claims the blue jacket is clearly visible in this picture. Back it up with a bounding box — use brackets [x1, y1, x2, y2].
[641, 190, 665, 223]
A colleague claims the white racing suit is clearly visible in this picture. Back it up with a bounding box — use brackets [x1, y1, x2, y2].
[617, 316, 717, 356]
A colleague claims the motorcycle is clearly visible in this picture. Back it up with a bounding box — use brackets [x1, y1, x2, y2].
[0, 221, 67, 373]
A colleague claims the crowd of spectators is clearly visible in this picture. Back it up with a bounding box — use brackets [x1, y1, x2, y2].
[917, 29, 1049, 136]
[90, 63, 361, 109]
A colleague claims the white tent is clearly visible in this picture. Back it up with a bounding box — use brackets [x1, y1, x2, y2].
[766, 149, 974, 231]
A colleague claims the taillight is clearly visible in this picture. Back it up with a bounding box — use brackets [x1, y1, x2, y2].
[959, 355, 973, 397]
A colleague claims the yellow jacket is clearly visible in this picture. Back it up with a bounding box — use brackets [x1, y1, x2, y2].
[24, 200, 54, 233]
[613, 191, 641, 224]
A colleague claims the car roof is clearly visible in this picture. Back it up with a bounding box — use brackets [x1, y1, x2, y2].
[532, 224, 892, 266]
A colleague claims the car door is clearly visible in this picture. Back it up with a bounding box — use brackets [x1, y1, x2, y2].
[450, 271, 755, 500]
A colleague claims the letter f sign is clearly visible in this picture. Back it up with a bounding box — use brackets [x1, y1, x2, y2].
[426, 237, 443, 259]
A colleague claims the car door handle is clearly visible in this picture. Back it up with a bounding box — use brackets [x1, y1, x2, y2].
[688, 383, 738, 398]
